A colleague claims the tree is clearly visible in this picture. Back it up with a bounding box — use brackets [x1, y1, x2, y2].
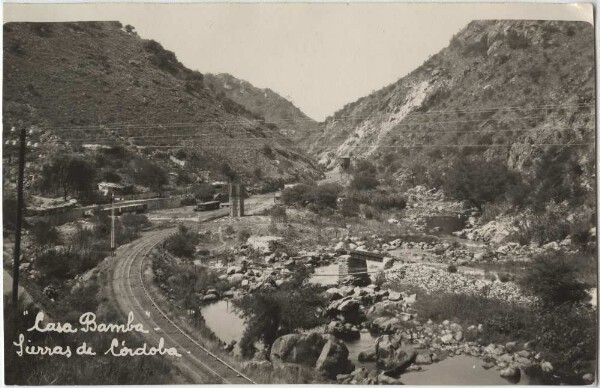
[30, 220, 59, 247]
[131, 158, 168, 191]
[518, 251, 588, 306]
[441, 158, 521, 210]
[40, 154, 96, 200]
[220, 162, 238, 182]
[233, 269, 326, 358]
[164, 224, 198, 258]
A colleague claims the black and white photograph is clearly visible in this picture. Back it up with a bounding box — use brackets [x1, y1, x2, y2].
[2, 2, 597, 385]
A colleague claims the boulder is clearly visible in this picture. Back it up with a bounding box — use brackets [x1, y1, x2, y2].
[202, 294, 218, 302]
[270, 333, 328, 367]
[388, 291, 402, 301]
[377, 373, 402, 385]
[582, 373, 594, 384]
[375, 335, 417, 375]
[540, 361, 554, 373]
[358, 350, 377, 362]
[415, 353, 433, 365]
[228, 273, 244, 286]
[270, 333, 354, 379]
[500, 366, 521, 381]
[315, 338, 354, 378]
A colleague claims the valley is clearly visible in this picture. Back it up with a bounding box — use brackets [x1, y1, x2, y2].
[3, 16, 597, 386]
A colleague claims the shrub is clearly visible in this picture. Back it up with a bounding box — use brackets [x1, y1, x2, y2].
[180, 196, 196, 206]
[233, 269, 326, 357]
[447, 264, 458, 273]
[269, 205, 287, 223]
[30, 220, 59, 247]
[484, 271, 497, 281]
[441, 158, 523, 210]
[237, 229, 251, 243]
[164, 224, 199, 258]
[350, 173, 379, 191]
[518, 251, 588, 306]
[282, 183, 342, 211]
[261, 144, 274, 159]
[498, 272, 511, 283]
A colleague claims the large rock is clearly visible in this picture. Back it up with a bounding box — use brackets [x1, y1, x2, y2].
[375, 335, 417, 376]
[270, 333, 354, 379]
[228, 273, 244, 286]
[315, 338, 355, 378]
[270, 333, 328, 367]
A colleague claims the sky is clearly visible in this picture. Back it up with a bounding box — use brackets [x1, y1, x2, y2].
[3, 2, 594, 121]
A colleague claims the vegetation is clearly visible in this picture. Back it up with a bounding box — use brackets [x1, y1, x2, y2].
[282, 183, 342, 211]
[164, 224, 199, 258]
[518, 251, 588, 306]
[390, 283, 596, 376]
[233, 269, 327, 357]
[39, 153, 96, 200]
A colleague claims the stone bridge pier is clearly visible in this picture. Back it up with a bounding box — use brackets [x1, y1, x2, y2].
[338, 255, 370, 286]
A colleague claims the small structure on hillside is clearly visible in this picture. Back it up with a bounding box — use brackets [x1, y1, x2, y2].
[98, 182, 134, 199]
[339, 156, 351, 172]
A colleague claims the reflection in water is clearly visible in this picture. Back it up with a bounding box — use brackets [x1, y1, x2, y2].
[401, 355, 532, 385]
[200, 300, 245, 355]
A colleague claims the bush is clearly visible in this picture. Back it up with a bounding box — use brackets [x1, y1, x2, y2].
[441, 158, 523, 210]
[164, 225, 199, 258]
[350, 173, 379, 191]
[180, 196, 196, 206]
[30, 220, 59, 247]
[518, 251, 588, 306]
[237, 229, 251, 243]
[282, 183, 342, 211]
[269, 205, 287, 223]
[484, 271, 497, 282]
[447, 264, 458, 273]
[233, 269, 326, 357]
[498, 272, 512, 283]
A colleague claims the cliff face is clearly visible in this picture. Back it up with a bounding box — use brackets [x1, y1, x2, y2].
[309, 20, 594, 186]
[3, 21, 321, 189]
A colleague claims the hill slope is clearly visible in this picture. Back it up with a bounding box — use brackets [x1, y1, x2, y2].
[309, 20, 595, 186]
[204, 73, 318, 137]
[3, 21, 321, 194]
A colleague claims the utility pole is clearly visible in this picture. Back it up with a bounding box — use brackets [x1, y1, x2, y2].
[11, 127, 27, 307]
[111, 192, 115, 255]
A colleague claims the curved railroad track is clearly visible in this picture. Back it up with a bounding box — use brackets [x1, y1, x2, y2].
[110, 215, 257, 384]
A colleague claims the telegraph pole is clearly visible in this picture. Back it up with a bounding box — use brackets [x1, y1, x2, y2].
[11, 127, 27, 306]
[111, 192, 115, 255]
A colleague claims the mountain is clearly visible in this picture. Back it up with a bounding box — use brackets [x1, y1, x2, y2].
[204, 73, 318, 138]
[3, 21, 322, 194]
[309, 20, 595, 185]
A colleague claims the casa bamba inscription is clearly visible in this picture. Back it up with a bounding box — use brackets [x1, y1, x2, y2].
[13, 311, 182, 358]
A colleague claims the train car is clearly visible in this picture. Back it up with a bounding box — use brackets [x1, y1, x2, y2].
[101, 203, 148, 216]
[194, 201, 220, 212]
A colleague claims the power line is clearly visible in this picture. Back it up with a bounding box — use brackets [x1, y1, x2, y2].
[52, 124, 596, 143]
[33, 103, 594, 132]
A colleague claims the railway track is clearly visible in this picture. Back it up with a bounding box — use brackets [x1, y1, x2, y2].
[110, 194, 276, 383]
[111, 225, 256, 384]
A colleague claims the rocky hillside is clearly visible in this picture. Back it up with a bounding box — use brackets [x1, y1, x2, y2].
[204, 73, 318, 138]
[3, 22, 321, 192]
[310, 20, 595, 184]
